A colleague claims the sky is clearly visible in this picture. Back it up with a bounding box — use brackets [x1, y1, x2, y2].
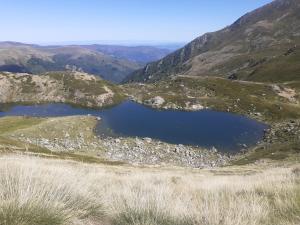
[0, 0, 273, 45]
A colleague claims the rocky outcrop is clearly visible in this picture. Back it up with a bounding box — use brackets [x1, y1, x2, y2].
[0, 71, 124, 108]
[263, 120, 300, 144]
[14, 135, 228, 168]
[100, 137, 228, 168]
[145, 96, 165, 107]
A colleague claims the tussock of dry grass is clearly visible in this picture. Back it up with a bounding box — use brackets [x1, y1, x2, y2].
[0, 155, 299, 225]
[0, 157, 103, 225]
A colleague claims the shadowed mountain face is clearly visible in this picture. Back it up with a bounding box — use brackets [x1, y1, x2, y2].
[0, 42, 171, 83]
[126, 0, 300, 83]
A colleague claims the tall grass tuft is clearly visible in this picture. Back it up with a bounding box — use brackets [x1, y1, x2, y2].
[0, 155, 299, 225]
[0, 157, 103, 225]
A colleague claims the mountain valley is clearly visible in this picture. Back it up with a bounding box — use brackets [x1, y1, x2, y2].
[0, 1, 300, 225]
[0, 42, 172, 83]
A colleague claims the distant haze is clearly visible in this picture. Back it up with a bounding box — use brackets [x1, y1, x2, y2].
[37, 40, 186, 51]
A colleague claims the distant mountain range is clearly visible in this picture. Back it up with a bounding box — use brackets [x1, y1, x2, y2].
[81, 44, 171, 64]
[126, 0, 300, 83]
[0, 42, 172, 83]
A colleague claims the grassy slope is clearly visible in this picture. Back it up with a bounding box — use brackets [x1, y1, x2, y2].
[0, 155, 299, 225]
[124, 77, 300, 122]
[0, 116, 123, 165]
[245, 50, 300, 82]
[231, 141, 300, 165]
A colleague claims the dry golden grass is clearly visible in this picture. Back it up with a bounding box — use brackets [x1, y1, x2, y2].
[0, 154, 299, 225]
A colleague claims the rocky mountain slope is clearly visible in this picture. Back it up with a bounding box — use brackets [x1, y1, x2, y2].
[0, 42, 170, 83]
[0, 71, 124, 108]
[126, 0, 300, 83]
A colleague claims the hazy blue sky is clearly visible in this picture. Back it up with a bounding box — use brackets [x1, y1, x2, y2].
[1, 0, 273, 44]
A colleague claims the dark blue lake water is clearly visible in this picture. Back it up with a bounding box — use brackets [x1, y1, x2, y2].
[0, 101, 268, 152]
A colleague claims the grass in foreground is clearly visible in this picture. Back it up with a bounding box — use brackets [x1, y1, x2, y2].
[0, 155, 299, 225]
[0, 156, 103, 225]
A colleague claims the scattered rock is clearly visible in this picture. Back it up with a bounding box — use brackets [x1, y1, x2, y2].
[190, 104, 204, 111]
[143, 137, 152, 143]
[146, 96, 165, 107]
[263, 120, 300, 144]
[254, 112, 262, 117]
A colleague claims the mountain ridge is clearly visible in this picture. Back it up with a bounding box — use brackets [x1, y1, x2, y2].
[0, 42, 172, 83]
[125, 0, 300, 83]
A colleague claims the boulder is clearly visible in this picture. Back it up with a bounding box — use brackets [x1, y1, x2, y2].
[146, 96, 165, 107]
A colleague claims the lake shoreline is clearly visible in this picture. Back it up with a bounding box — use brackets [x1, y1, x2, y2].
[0, 101, 268, 152]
